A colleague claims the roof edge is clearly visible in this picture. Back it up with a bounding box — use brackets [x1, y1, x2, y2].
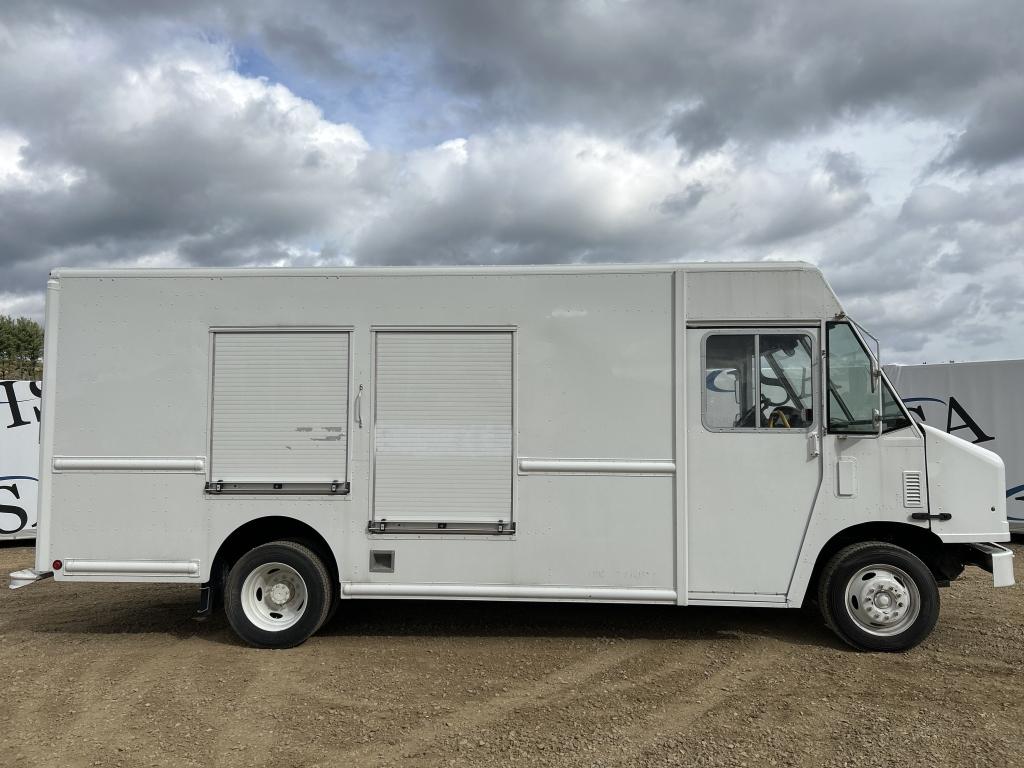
[51, 261, 821, 279]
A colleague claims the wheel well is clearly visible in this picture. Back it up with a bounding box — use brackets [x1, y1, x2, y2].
[807, 522, 958, 600]
[210, 517, 339, 591]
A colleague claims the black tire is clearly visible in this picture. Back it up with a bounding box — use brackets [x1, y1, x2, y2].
[321, 588, 342, 631]
[224, 540, 332, 649]
[818, 541, 939, 652]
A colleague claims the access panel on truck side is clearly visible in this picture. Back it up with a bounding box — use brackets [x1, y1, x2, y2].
[210, 330, 351, 488]
[371, 330, 514, 528]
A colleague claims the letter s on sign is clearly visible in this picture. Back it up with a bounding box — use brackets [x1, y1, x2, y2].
[0, 483, 28, 535]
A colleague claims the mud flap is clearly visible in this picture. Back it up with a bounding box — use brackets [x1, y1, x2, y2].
[194, 559, 228, 619]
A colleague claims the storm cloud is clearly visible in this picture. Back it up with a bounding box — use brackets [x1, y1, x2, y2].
[0, 1, 1022, 362]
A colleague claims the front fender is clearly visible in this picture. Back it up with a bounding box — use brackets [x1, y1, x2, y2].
[921, 424, 1010, 543]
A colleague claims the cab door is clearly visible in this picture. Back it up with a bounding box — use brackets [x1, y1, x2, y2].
[686, 328, 823, 599]
[820, 321, 927, 535]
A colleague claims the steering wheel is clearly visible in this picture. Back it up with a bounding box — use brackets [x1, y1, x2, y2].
[734, 394, 781, 428]
[767, 405, 803, 428]
[760, 391, 789, 408]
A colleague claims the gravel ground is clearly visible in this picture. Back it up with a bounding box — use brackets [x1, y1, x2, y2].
[1, 542, 1022, 768]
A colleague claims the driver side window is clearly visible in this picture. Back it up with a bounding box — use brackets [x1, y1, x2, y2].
[704, 334, 756, 429]
[702, 331, 816, 432]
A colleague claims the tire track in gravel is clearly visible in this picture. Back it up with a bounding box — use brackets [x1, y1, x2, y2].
[6, 638, 186, 765]
[599, 636, 782, 766]
[334, 640, 658, 765]
[923, 648, 1020, 673]
[345, 635, 751, 767]
[2, 578, 217, 768]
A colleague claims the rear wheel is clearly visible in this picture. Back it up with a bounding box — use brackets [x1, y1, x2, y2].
[225, 540, 332, 648]
[818, 542, 939, 652]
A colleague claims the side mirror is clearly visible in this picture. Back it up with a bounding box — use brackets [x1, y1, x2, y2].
[870, 361, 880, 393]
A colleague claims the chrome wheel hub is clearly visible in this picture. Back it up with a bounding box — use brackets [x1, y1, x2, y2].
[240, 562, 308, 632]
[268, 582, 292, 606]
[844, 564, 921, 637]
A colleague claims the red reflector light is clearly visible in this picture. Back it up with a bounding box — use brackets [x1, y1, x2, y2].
[52, 559, 62, 571]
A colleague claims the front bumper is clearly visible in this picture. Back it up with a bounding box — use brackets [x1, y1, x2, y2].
[964, 543, 1015, 588]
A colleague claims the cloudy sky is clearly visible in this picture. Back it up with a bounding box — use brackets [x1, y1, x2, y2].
[1, 1, 1022, 363]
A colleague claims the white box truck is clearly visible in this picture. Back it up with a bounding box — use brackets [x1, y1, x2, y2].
[9, 263, 1014, 651]
[885, 359, 1024, 534]
[1, 380, 41, 540]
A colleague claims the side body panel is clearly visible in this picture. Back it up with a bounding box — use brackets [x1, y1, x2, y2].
[43, 271, 677, 593]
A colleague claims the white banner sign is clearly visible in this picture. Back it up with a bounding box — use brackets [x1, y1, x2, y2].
[1, 380, 42, 539]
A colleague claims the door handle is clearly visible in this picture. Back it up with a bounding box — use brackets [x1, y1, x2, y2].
[807, 431, 821, 458]
[911, 512, 952, 521]
[354, 385, 363, 429]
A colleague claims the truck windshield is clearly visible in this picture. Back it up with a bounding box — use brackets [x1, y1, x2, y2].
[826, 322, 911, 433]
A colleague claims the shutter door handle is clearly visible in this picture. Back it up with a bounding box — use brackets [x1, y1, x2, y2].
[355, 385, 363, 428]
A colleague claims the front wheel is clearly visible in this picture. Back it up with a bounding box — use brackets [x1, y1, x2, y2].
[818, 542, 939, 652]
[224, 540, 333, 649]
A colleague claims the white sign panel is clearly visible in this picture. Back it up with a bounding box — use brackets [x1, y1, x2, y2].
[1, 380, 42, 539]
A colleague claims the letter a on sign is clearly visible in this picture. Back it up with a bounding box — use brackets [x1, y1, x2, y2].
[946, 397, 994, 444]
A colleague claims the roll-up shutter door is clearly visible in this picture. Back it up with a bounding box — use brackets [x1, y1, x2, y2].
[373, 332, 513, 522]
[211, 332, 349, 484]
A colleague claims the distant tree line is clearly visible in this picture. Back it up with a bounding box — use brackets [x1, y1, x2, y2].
[0, 315, 44, 380]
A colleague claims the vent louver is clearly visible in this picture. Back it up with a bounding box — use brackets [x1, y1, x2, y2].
[903, 471, 923, 508]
